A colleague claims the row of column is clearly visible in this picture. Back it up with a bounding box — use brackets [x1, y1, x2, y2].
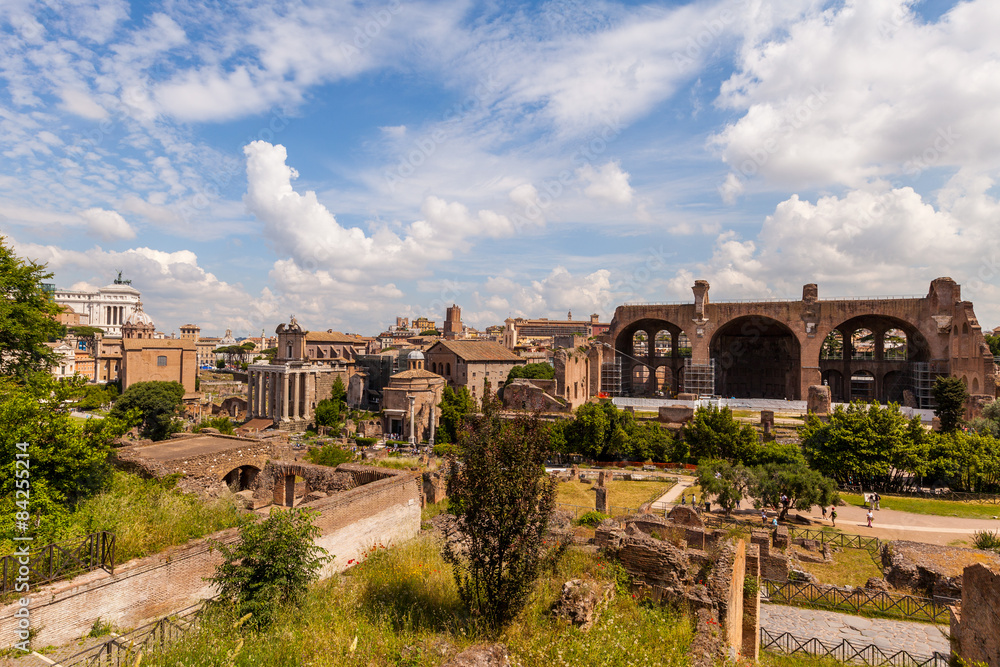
[105, 305, 125, 326]
[248, 368, 307, 422]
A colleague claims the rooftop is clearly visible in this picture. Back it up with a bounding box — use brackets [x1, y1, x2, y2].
[429, 339, 523, 362]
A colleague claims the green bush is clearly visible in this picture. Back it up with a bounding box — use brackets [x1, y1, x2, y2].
[354, 436, 377, 447]
[193, 416, 235, 435]
[972, 529, 1000, 551]
[576, 511, 610, 527]
[306, 443, 353, 467]
[209, 508, 329, 628]
[432, 442, 454, 457]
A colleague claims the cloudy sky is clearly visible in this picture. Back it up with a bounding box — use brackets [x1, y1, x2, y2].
[2, 0, 999, 336]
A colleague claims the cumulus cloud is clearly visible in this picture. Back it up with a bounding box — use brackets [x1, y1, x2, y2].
[80, 208, 135, 241]
[712, 0, 1000, 189]
[577, 161, 634, 204]
[243, 141, 519, 279]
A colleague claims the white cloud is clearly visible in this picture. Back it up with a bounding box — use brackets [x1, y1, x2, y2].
[712, 0, 1000, 189]
[80, 208, 136, 241]
[577, 160, 634, 204]
[717, 172, 744, 204]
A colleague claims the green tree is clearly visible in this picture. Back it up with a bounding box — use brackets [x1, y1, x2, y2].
[933, 376, 969, 433]
[969, 399, 1000, 438]
[682, 405, 760, 464]
[985, 333, 1000, 357]
[801, 401, 924, 489]
[505, 362, 555, 384]
[0, 375, 131, 543]
[750, 462, 838, 521]
[209, 508, 329, 628]
[314, 399, 340, 428]
[330, 375, 347, 405]
[110, 380, 186, 441]
[419, 329, 440, 336]
[437, 385, 475, 444]
[0, 237, 66, 381]
[443, 390, 557, 630]
[563, 402, 611, 458]
[696, 460, 752, 515]
[216, 359, 225, 369]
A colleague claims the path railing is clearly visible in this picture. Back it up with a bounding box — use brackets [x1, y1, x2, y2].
[761, 579, 953, 624]
[703, 516, 883, 567]
[760, 628, 949, 667]
[1, 531, 115, 595]
[62, 601, 206, 666]
[841, 486, 1000, 505]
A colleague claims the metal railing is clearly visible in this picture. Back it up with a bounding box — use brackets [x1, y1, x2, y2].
[760, 628, 949, 667]
[761, 579, 953, 624]
[841, 486, 1000, 505]
[703, 516, 883, 567]
[62, 601, 206, 666]
[1, 531, 115, 595]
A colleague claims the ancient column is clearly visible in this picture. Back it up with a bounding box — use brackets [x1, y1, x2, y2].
[281, 372, 289, 421]
[248, 370, 255, 417]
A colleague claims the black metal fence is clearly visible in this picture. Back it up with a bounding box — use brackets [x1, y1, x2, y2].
[1, 531, 115, 595]
[841, 486, 1000, 505]
[762, 579, 953, 624]
[62, 601, 205, 667]
[761, 628, 950, 667]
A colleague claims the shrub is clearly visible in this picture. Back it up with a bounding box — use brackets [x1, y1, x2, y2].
[576, 511, 610, 528]
[193, 416, 235, 435]
[972, 529, 1000, 551]
[354, 436, 377, 447]
[209, 508, 329, 629]
[433, 442, 454, 457]
[306, 443, 353, 467]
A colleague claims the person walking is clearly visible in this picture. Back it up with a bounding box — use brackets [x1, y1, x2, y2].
[822, 505, 827, 519]
[866, 509, 874, 528]
[761, 509, 768, 525]
[830, 506, 837, 527]
[874, 492, 881, 510]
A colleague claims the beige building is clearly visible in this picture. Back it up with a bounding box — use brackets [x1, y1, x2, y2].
[120, 303, 197, 394]
[305, 331, 368, 363]
[246, 318, 352, 427]
[502, 312, 605, 348]
[381, 351, 446, 443]
[425, 339, 525, 401]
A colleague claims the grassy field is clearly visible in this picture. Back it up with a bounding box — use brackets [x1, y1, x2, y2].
[142, 533, 694, 667]
[761, 653, 854, 667]
[556, 479, 674, 512]
[0, 471, 243, 563]
[793, 547, 882, 587]
[841, 492, 1000, 520]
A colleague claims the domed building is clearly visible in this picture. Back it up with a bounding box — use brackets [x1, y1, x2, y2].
[120, 301, 197, 394]
[381, 350, 445, 444]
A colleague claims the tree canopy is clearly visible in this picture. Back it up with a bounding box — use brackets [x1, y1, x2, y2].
[1, 375, 132, 543]
[110, 380, 186, 441]
[932, 376, 969, 433]
[558, 402, 680, 462]
[682, 405, 760, 464]
[437, 385, 476, 444]
[505, 362, 555, 384]
[0, 236, 66, 381]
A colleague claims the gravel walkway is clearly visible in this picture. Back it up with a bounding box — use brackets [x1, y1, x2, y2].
[761, 603, 951, 657]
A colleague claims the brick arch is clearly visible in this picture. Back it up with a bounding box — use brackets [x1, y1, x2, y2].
[613, 317, 690, 396]
[709, 315, 802, 399]
[221, 464, 260, 492]
[250, 460, 358, 508]
[817, 314, 931, 405]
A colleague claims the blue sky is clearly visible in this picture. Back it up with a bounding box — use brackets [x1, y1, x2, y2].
[2, 0, 999, 337]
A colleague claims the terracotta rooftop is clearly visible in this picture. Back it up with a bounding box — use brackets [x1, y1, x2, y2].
[306, 331, 366, 344]
[391, 368, 445, 381]
[428, 340, 523, 362]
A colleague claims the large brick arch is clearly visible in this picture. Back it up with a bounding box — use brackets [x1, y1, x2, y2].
[709, 315, 802, 400]
[613, 315, 694, 396]
[604, 278, 997, 402]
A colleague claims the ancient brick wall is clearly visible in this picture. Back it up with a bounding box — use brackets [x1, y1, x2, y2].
[952, 564, 1000, 667]
[0, 468, 421, 649]
[743, 543, 761, 661]
[709, 539, 746, 660]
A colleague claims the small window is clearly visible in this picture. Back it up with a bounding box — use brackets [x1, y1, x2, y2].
[157, 355, 167, 366]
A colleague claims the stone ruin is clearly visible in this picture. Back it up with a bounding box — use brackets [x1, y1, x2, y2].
[760, 410, 774, 439]
[882, 540, 1000, 599]
[807, 385, 831, 414]
[595, 513, 763, 665]
[950, 563, 1000, 667]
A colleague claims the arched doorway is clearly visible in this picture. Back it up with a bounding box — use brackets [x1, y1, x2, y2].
[822, 369, 845, 402]
[222, 465, 260, 492]
[632, 364, 652, 395]
[614, 318, 686, 396]
[821, 315, 931, 404]
[850, 370, 875, 401]
[710, 316, 801, 399]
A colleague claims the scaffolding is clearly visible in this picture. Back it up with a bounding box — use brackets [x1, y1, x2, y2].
[683, 359, 716, 397]
[911, 362, 937, 410]
[601, 358, 622, 397]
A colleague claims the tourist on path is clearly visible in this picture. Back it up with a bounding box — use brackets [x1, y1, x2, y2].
[874, 492, 881, 510]
[866, 509, 874, 528]
[830, 506, 837, 527]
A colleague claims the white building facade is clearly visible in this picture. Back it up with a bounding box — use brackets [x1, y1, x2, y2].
[53, 281, 141, 338]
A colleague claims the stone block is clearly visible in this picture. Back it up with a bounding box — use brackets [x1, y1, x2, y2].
[772, 525, 790, 550]
[595, 486, 609, 514]
[659, 405, 695, 424]
[668, 505, 705, 528]
[807, 385, 831, 414]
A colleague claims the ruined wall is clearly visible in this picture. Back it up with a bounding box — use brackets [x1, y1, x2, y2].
[952, 564, 1000, 667]
[0, 468, 421, 649]
[115, 434, 279, 481]
[743, 544, 761, 661]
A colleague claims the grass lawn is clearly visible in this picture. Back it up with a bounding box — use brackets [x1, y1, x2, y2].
[841, 493, 1000, 520]
[143, 533, 694, 667]
[762, 652, 853, 667]
[557, 479, 674, 512]
[794, 547, 882, 587]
